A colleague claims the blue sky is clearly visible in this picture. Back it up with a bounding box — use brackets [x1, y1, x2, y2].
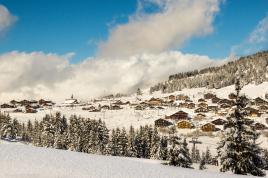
[0, 0, 268, 62]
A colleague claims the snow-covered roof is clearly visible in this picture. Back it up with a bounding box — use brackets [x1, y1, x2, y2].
[64, 99, 78, 104]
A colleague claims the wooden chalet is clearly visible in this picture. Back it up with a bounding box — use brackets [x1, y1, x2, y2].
[166, 110, 189, 121]
[19, 100, 29, 106]
[10, 100, 20, 105]
[20, 99, 37, 106]
[25, 107, 37, 113]
[211, 118, 226, 125]
[157, 106, 164, 110]
[198, 98, 206, 103]
[197, 102, 208, 109]
[187, 103, 195, 109]
[208, 105, 218, 112]
[255, 97, 268, 106]
[258, 105, 268, 111]
[101, 105, 110, 110]
[176, 94, 189, 101]
[113, 100, 129, 105]
[148, 98, 162, 106]
[244, 118, 254, 125]
[39, 99, 53, 106]
[82, 106, 96, 110]
[251, 123, 268, 130]
[220, 103, 231, 109]
[154, 118, 173, 127]
[194, 107, 208, 113]
[163, 100, 174, 106]
[89, 109, 101, 112]
[110, 105, 122, 110]
[0, 103, 15, 109]
[168, 95, 176, 101]
[201, 123, 216, 132]
[13, 108, 22, 113]
[26, 104, 40, 110]
[211, 97, 221, 104]
[246, 107, 261, 117]
[218, 99, 235, 106]
[204, 93, 216, 100]
[135, 105, 144, 110]
[177, 120, 194, 129]
[265, 93, 268, 100]
[42, 102, 54, 107]
[185, 99, 193, 103]
[178, 102, 188, 108]
[228, 93, 236, 100]
[194, 113, 206, 120]
[217, 111, 227, 116]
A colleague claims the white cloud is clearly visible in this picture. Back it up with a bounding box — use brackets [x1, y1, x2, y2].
[0, 51, 226, 102]
[97, 0, 221, 57]
[0, 1, 226, 102]
[248, 14, 268, 44]
[231, 14, 268, 55]
[0, 5, 17, 34]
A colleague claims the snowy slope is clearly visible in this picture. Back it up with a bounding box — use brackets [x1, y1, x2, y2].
[2, 82, 267, 156]
[6, 82, 268, 128]
[0, 143, 257, 178]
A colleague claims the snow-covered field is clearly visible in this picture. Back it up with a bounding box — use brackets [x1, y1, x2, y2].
[0, 141, 258, 178]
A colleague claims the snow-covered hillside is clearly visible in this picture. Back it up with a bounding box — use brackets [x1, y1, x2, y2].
[1, 82, 267, 156]
[6, 82, 268, 128]
[0, 142, 257, 178]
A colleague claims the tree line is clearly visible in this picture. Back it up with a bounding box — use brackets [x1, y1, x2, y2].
[0, 111, 217, 170]
[150, 51, 268, 93]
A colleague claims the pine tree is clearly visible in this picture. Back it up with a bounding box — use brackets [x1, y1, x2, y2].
[142, 125, 151, 158]
[205, 147, 212, 164]
[26, 120, 34, 142]
[177, 138, 192, 168]
[40, 115, 55, 147]
[168, 134, 181, 166]
[217, 78, 266, 176]
[150, 126, 160, 159]
[199, 152, 207, 170]
[134, 127, 143, 158]
[54, 113, 68, 149]
[195, 148, 201, 163]
[97, 120, 109, 154]
[127, 125, 137, 157]
[67, 115, 82, 151]
[109, 129, 120, 156]
[0, 114, 16, 140]
[32, 120, 42, 146]
[159, 136, 168, 160]
[137, 88, 142, 96]
[12, 119, 20, 138]
[118, 127, 128, 156]
[21, 123, 27, 141]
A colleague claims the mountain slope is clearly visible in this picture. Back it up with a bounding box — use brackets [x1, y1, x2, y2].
[150, 51, 268, 93]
